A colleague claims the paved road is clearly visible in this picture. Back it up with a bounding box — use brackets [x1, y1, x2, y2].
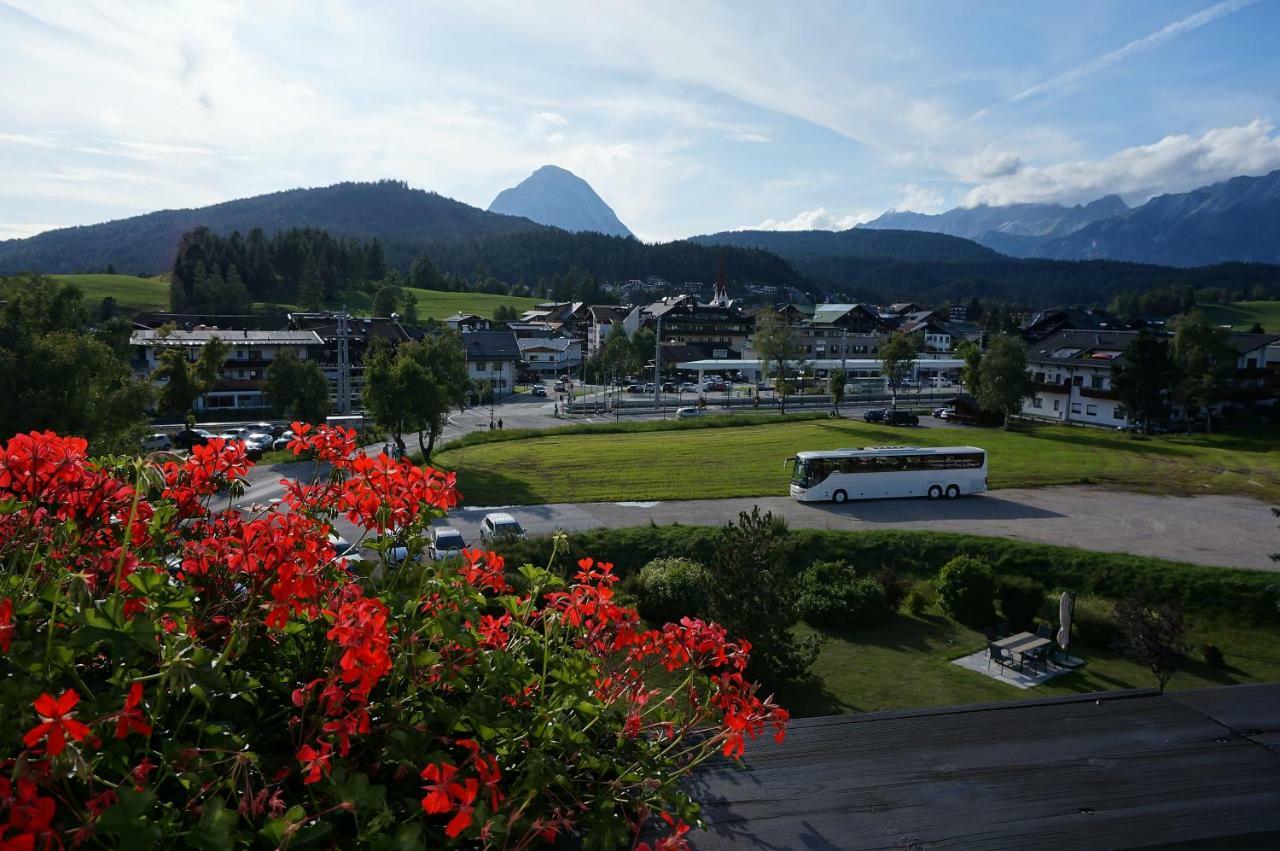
[436, 487, 1279, 572]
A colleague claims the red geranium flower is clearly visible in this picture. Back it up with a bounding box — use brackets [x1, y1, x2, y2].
[114, 682, 151, 739]
[297, 741, 334, 784]
[23, 690, 91, 756]
[0, 597, 14, 653]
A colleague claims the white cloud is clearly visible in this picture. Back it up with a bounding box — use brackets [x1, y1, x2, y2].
[894, 184, 947, 213]
[963, 120, 1280, 206]
[1012, 0, 1258, 102]
[739, 207, 874, 232]
[0, 222, 66, 241]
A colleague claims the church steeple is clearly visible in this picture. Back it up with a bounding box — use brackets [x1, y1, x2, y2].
[712, 250, 730, 307]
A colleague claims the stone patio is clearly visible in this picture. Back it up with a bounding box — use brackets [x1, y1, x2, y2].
[951, 647, 1084, 689]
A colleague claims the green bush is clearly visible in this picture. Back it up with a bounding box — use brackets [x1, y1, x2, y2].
[1071, 596, 1119, 648]
[998, 576, 1046, 631]
[797, 561, 890, 630]
[874, 567, 911, 612]
[491, 527, 1279, 624]
[906, 583, 936, 616]
[936, 555, 996, 627]
[635, 557, 710, 625]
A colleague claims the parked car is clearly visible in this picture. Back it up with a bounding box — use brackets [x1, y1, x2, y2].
[863, 409, 886, 423]
[140, 432, 172, 451]
[662, 382, 676, 393]
[531, 385, 547, 397]
[329, 533, 364, 566]
[677, 382, 698, 393]
[272, 429, 296, 450]
[675, 407, 704, 419]
[627, 383, 644, 394]
[932, 407, 955, 419]
[173, 428, 214, 450]
[479, 512, 525, 543]
[246, 421, 279, 436]
[244, 432, 275, 452]
[219, 427, 251, 442]
[703, 381, 726, 392]
[427, 527, 467, 560]
[885, 410, 920, 426]
[642, 382, 655, 393]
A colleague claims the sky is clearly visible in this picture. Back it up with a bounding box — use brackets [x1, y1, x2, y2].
[1, 0, 1279, 242]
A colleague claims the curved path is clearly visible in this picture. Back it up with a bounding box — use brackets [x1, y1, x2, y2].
[444, 487, 1279, 571]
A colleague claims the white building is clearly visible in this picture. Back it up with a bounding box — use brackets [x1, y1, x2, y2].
[460, 330, 521, 394]
[518, 336, 582, 375]
[130, 328, 323, 412]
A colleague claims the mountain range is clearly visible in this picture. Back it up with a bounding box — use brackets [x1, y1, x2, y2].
[858, 169, 1280, 267]
[1, 166, 1277, 308]
[489, 165, 633, 237]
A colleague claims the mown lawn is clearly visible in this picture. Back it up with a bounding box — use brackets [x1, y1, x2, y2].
[434, 417, 1280, 505]
[51, 273, 170, 311]
[1195, 300, 1280, 332]
[778, 603, 1280, 717]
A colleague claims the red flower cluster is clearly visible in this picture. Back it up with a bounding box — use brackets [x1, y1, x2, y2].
[1, 776, 58, 851]
[419, 744, 503, 840]
[335, 453, 459, 533]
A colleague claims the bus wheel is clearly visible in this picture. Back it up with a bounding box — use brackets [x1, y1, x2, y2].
[945, 484, 960, 499]
[832, 490, 848, 504]
[927, 485, 942, 500]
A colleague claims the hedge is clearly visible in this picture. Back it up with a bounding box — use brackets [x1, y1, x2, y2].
[494, 526, 1280, 623]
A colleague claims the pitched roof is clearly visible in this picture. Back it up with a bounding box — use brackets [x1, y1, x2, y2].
[131, 328, 321, 346]
[517, 336, 573, 353]
[460, 330, 520, 360]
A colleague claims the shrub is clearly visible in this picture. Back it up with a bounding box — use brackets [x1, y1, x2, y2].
[936, 555, 997, 627]
[0, 427, 788, 849]
[874, 567, 911, 612]
[998, 576, 1046, 631]
[1203, 643, 1226, 668]
[797, 561, 890, 630]
[707, 508, 817, 685]
[1071, 596, 1119, 648]
[906, 583, 935, 616]
[636, 557, 710, 624]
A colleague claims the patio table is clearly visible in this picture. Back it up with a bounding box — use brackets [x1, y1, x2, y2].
[994, 632, 1052, 667]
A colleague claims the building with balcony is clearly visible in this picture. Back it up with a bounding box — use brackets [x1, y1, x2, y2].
[130, 327, 324, 412]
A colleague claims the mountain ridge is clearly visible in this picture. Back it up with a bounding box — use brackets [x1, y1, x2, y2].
[488, 165, 633, 238]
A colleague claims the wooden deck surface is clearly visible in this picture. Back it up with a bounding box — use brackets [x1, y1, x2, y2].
[686, 684, 1280, 850]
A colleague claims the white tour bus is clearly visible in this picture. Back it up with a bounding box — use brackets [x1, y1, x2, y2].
[788, 446, 987, 503]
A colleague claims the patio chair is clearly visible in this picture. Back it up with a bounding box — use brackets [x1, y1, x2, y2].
[1036, 624, 1053, 639]
[996, 622, 1009, 639]
[986, 642, 1019, 675]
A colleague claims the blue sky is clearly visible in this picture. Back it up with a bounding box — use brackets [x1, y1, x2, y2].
[2, 0, 1278, 241]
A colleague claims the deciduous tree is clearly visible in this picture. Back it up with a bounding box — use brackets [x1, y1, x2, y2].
[1113, 593, 1190, 693]
[878, 331, 918, 410]
[975, 334, 1033, 428]
[828, 368, 846, 415]
[264, 349, 331, 424]
[1171, 311, 1236, 433]
[752, 312, 798, 414]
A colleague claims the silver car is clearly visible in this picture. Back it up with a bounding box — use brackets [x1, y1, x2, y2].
[428, 527, 467, 560]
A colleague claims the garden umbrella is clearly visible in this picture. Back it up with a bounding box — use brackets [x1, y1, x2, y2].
[1057, 592, 1074, 653]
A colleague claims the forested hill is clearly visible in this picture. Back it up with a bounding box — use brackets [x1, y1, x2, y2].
[416, 229, 807, 289]
[689, 227, 1002, 263]
[0, 180, 543, 276]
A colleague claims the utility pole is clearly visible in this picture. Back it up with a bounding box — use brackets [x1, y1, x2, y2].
[653, 314, 662, 414]
[336, 309, 351, 415]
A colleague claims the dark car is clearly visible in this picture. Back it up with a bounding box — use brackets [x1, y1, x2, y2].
[173, 428, 214, 450]
[531, 385, 547, 397]
[863, 409, 886, 423]
[885, 410, 920, 426]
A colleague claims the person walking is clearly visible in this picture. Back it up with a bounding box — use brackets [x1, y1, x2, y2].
[498, 418, 504, 430]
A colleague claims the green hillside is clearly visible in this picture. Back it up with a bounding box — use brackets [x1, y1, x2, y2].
[49, 274, 541, 320]
[1196, 300, 1280, 332]
[50, 274, 170, 311]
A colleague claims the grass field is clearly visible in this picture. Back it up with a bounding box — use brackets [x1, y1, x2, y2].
[50, 273, 170, 311]
[434, 417, 1280, 505]
[1195, 300, 1280, 332]
[778, 603, 1280, 717]
[48, 274, 542, 320]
